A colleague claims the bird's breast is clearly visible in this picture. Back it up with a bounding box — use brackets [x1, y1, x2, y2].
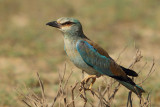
[64, 38, 100, 76]
[64, 39, 86, 68]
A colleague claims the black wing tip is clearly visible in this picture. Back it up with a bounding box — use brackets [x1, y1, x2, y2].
[120, 66, 138, 77]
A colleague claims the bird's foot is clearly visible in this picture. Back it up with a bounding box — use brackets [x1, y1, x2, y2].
[79, 75, 97, 92]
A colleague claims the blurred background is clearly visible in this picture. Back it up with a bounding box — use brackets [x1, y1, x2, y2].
[0, 0, 160, 106]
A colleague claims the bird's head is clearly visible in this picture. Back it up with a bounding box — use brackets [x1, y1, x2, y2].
[46, 17, 83, 36]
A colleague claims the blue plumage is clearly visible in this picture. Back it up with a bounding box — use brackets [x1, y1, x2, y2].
[77, 40, 113, 76]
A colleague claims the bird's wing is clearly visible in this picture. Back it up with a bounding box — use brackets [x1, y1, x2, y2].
[86, 39, 138, 77]
[76, 40, 145, 95]
[76, 39, 127, 78]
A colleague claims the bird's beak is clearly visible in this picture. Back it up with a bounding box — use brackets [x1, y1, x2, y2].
[46, 21, 60, 28]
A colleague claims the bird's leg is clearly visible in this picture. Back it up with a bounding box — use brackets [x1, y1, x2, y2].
[89, 76, 96, 89]
[80, 75, 97, 90]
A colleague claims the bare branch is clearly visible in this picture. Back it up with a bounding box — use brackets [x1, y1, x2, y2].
[71, 82, 79, 107]
[37, 72, 45, 103]
[138, 59, 155, 85]
[116, 45, 128, 61]
[109, 83, 121, 101]
[129, 49, 143, 68]
[127, 91, 133, 107]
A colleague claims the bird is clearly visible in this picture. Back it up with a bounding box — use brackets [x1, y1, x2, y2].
[46, 17, 145, 96]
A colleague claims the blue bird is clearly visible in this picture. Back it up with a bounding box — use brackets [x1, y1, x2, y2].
[46, 17, 145, 96]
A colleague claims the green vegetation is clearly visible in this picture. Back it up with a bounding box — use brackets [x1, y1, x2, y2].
[0, 0, 160, 106]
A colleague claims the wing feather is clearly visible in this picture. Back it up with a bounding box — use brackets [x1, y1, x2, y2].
[76, 40, 126, 77]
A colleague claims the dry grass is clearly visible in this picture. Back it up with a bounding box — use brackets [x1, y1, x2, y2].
[17, 49, 155, 107]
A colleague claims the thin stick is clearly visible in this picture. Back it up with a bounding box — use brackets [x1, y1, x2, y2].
[109, 83, 121, 101]
[37, 72, 45, 103]
[63, 70, 73, 90]
[116, 45, 128, 61]
[71, 82, 79, 107]
[127, 91, 133, 107]
[138, 59, 155, 85]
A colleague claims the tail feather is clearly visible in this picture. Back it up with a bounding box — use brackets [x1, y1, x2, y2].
[135, 84, 145, 94]
[118, 80, 145, 97]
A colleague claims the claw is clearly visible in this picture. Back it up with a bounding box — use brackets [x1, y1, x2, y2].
[79, 75, 97, 91]
[89, 77, 96, 89]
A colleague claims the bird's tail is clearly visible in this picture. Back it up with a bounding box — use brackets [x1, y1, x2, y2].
[118, 80, 145, 97]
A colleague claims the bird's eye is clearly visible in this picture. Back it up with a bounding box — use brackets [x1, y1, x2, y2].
[61, 21, 74, 26]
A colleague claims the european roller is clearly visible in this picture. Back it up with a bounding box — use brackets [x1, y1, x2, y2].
[46, 17, 145, 96]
